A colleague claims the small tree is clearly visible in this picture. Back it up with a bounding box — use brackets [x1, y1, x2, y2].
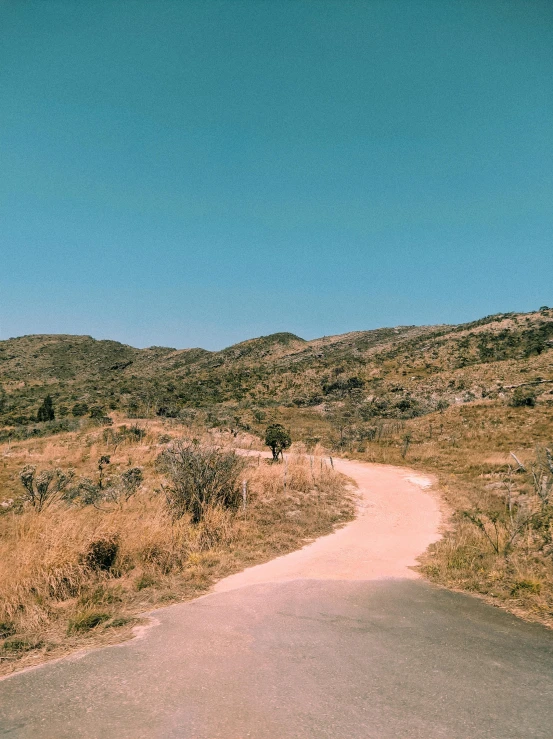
[36, 395, 55, 422]
[264, 424, 292, 460]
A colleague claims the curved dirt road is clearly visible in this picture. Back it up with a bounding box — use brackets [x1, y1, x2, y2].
[1, 458, 553, 739]
[217, 457, 441, 590]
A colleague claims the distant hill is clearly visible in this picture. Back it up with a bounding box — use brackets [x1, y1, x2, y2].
[1, 309, 552, 430]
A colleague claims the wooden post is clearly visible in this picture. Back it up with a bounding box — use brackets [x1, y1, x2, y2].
[242, 480, 247, 510]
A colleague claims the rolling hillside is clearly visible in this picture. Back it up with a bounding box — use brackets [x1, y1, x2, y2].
[1, 308, 552, 434]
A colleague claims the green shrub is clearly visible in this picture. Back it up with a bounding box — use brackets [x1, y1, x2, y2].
[510, 387, 536, 407]
[511, 579, 541, 596]
[2, 638, 41, 652]
[72, 402, 89, 417]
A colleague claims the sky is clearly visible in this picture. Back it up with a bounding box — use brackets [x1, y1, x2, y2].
[1, 0, 552, 350]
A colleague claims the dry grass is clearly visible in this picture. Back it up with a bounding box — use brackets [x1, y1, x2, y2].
[344, 399, 553, 625]
[0, 424, 354, 675]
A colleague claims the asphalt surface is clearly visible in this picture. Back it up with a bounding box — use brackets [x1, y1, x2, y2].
[1, 459, 552, 738]
[1, 580, 553, 739]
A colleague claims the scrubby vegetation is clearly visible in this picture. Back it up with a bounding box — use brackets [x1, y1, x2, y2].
[159, 442, 245, 523]
[0, 305, 552, 665]
[0, 421, 354, 675]
[1, 311, 551, 438]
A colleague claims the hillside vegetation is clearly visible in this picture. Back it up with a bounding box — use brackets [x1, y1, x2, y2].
[1, 306, 552, 636]
[1, 311, 552, 434]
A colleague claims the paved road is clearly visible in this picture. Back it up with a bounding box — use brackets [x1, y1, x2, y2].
[1, 460, 552, 738]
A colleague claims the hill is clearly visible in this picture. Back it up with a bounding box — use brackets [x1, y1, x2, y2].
[1, 309, 552, 433]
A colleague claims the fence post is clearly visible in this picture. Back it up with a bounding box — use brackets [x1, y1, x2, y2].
[329, 456, 334, 469]
[242, 480, 247, 510]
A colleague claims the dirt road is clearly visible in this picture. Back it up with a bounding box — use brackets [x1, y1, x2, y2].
[1, 457, 553, 739]
[216, 456, 441, 590]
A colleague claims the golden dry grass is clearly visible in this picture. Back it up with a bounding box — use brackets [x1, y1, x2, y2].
[344, 399, 553, 625]
[0, 423, 355, 675]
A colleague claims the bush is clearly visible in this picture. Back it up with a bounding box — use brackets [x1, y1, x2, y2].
[64, 458, 142, 508]
[103, 424, 146, 447]
[72, 402, 89, 417]
[19, 466, 75, 512]
[2, 638, 40, 653]
[85, 538, 119, 571]
[510, 387, 536, 407]
[511, 579, 541, 596]
[159, 441, 245, 523]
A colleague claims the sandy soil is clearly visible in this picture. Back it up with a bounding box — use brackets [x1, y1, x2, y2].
[216, 456, 442, 592]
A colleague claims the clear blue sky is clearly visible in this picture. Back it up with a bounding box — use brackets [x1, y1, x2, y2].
[1, 1, 551, 349]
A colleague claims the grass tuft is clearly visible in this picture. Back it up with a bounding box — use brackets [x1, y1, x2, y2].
[67, 611, 111, 635]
